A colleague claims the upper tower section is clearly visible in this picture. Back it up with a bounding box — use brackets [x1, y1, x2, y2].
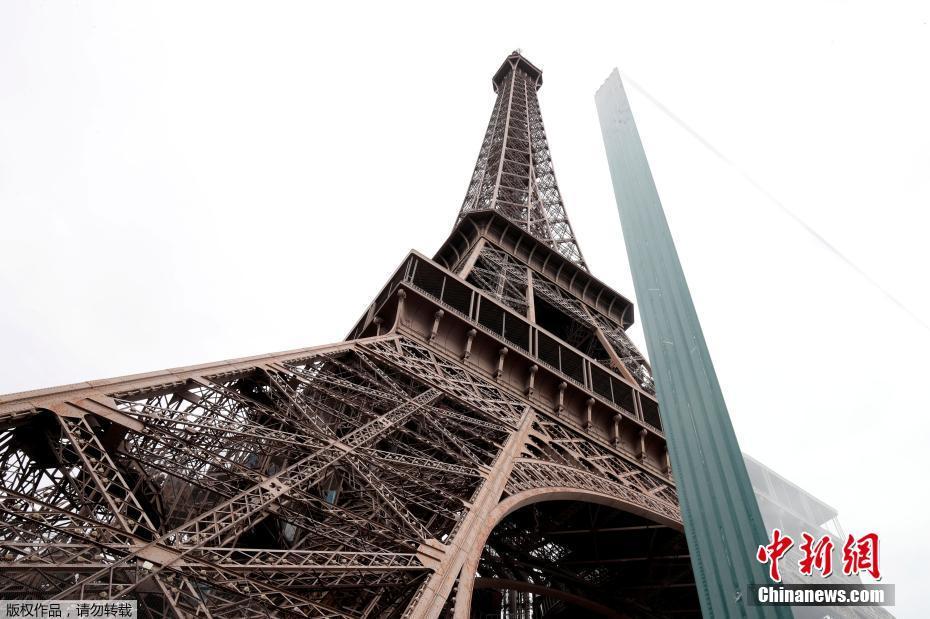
[459, 51, 587, 270]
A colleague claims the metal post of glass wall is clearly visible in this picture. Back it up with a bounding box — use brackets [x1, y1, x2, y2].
[595, 70, 792, 619]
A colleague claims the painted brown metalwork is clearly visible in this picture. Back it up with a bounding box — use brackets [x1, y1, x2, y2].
[460, 52, 587, 269]
[0, 52, 699, 617]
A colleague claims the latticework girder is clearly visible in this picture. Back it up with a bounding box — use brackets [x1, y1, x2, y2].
[0, 332, 688, 616]
[0, 341, 501, 614]
[459, 51, 587, 269]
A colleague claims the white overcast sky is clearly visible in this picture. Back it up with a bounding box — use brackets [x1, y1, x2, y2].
[2, 1, 928, 613]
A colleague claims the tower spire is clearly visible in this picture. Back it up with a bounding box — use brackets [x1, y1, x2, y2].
[459, 51, 588, 269]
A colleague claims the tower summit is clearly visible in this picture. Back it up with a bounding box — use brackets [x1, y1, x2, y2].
[0, 53, 700, 617]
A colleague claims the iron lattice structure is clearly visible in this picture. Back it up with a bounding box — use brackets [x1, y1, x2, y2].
[0, 52, 700, 617]
[460, 53, 586, 269]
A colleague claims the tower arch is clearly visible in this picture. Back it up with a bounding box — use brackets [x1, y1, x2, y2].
[454, 487, 695, 618]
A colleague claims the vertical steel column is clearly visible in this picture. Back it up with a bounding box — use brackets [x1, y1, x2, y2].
[595, 70, 791, 618]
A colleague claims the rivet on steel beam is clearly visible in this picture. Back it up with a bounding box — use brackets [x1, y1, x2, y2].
[463, 328, 477, 361]
[429, 309, 445, 343]
[526, 364, 538, 396]
[494, 347, 508, 380]
[556, 381, 567, 415]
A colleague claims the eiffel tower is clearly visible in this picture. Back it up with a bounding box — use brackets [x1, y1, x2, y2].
[0, 52, 700, 618]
